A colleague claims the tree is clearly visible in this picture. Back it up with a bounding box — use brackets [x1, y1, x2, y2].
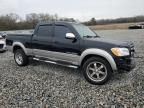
[26, 13, 40, 28]
[90, 18, 97, 25]
[0, 13, 20, 30]
[83, 17, 97, 26]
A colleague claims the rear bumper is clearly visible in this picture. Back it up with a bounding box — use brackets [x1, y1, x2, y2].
[115, 57, 136, 71]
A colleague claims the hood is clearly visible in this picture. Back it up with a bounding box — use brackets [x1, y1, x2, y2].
[98, 38, 134, 47]
[84, 37, 134, 48]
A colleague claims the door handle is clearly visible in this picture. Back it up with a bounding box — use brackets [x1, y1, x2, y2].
[54, 41, 59, 44]
[33, 39, 38, 41]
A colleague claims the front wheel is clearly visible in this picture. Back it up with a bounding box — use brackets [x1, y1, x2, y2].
[82, 57, 113, 85]
[14, 49, 29, 66]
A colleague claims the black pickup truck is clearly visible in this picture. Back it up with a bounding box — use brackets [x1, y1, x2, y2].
[6, 22, 135, 85]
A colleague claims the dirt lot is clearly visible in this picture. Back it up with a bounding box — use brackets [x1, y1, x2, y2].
[89, 23, 137, 30]
[0, 29, 144, 108]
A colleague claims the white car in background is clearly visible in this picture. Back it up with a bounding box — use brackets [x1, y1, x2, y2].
[0, 33, 6, 53]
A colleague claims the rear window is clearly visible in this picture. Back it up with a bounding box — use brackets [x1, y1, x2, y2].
[37, 25, 52, 36]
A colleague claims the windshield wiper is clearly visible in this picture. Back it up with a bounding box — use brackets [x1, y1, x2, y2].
[83, 35, 99, 38]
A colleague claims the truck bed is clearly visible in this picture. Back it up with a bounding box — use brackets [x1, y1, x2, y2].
[6, 34, 32, 49]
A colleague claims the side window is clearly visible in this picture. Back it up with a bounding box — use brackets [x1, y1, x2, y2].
[55, 25, 72, 38]
[37, 25, 52, 37]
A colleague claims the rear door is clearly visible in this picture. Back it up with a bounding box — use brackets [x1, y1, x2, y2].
[32, 24, 54, 57]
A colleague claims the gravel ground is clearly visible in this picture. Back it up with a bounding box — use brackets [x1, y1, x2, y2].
[0, 29, 144, 108]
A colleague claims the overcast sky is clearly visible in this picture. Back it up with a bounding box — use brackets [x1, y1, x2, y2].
[0, 0, 144, 21]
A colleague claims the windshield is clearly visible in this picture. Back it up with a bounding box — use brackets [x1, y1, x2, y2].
[72, 24, 97, 38]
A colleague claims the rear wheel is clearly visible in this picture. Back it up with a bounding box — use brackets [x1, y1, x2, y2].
[14, 49, 29, 66]
[82, 57, 112, 85]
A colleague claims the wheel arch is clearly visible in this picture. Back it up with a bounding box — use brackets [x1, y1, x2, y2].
[12, 42, 27, 54]
[79, 48, 117, 71]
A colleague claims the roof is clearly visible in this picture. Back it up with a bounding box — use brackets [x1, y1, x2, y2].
[38, 21, 80, 26]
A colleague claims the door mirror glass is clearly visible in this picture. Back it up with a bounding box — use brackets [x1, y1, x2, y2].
[66, 33, 75, 39]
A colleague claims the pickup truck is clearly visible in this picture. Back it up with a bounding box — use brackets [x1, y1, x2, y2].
[6, 22, 135, 85]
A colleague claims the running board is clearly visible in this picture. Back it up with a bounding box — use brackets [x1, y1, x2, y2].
[33, 58, 78, 69]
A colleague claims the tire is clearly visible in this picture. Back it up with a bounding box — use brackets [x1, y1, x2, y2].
[14, 49, 29, 66]
[82, 57, 113, 85]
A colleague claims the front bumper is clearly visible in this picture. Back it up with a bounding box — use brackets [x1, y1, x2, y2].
[115, 57, 136, 71]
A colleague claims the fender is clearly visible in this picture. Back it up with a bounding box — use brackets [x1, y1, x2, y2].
[79, 48, 117, 71]
[12, 42, 32, 55]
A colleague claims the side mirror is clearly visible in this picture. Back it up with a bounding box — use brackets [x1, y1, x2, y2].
[66, 33, 76, 39]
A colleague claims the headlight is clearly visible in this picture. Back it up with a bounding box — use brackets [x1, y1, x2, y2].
[0, 35, 2, 39]
[111, 48, 130, 56]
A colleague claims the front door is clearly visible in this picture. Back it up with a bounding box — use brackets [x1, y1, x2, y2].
[52, 25, 80, 65]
